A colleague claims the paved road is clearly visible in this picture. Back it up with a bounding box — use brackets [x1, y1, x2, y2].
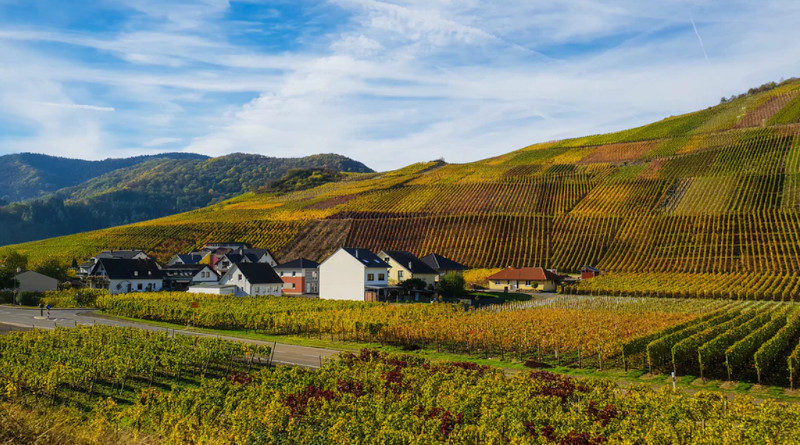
[0, 307, 341, 368]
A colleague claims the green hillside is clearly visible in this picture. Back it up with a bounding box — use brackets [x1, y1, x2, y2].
[6, 79, 800, 299]
[0, 152, 207, 203]
[0, 153, 372, 245]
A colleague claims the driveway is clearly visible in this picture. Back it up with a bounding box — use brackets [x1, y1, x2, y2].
[0, 306, 341, 368]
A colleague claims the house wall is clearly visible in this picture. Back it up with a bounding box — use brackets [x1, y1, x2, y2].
[276, 267, 319, 294]
[187, 285, 237, 295]
[320, 251, 367, 300]
[280, 276, 305, 294]
[581, 270, 597, 280]
[15, 272, 58, 292]
[364, 267, 389, 287]
[108, 279, 163, 294]
[487, 279, 555, 292]
[192, 269, 218, 283]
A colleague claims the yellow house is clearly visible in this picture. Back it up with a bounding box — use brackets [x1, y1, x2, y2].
[486, 267, 561, 292]
[379, 250, 438, 287]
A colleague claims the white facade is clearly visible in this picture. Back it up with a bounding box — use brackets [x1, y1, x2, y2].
[108, 279, 162, 294]
[319, 249, 389, 301]
[219, 264, 282, 296]
[188, 283, 237, 295]
[14, 271, 59, 292]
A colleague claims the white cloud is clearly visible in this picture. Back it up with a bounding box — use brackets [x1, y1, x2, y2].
[3, 1, 800, 169]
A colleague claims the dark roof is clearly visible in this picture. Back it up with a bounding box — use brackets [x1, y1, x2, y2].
[225, 253, 245, 263]
[342, 248, 389, 268]
[420, 253, 468, 271]
[162, 264, 216, 278]
[175, 253, 204, 264]
[242, 248, 269, 257]
[232, 263, 282, 284]
[487, 267, 560, 282]
[581, 266, 601, 272]
[381, 250, 437, 274]
[243, 253, 263, 263]
[276, 258, 320, 269]
[92, 258, 164, 280]
[95, 250, 147, 260]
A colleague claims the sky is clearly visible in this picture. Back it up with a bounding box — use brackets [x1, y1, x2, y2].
[1, 1, 800, 171]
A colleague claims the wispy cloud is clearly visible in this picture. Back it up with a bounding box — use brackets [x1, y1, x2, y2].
[1, 1, 800, 169]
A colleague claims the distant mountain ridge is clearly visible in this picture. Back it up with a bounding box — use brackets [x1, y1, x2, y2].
[0, 152, 373, 246]
[0, 152, 208, 203]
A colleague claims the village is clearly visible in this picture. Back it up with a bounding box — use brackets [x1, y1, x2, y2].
[7, 242, 602, 302]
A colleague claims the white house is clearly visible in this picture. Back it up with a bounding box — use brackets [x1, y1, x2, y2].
[88, 258, 164, 295]
[161, 264, 218, 291]
[219, 263, 283, 296]
[319, 248, 390, 301]
[13, 271, 59, 292]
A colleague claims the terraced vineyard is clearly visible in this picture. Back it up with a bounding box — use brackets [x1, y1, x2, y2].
[622, 302, 800, 386]
[6, 81, 800, 299]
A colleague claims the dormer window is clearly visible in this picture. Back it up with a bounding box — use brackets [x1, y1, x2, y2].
[133, 271, 138, 277]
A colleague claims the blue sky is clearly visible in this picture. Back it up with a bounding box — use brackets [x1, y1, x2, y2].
[1, 1, 800, 171]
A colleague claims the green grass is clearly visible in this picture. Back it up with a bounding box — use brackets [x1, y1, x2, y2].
[469, 291, 533, 302]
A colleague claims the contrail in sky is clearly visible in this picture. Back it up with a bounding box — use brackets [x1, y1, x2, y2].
[690, 18, 709, 61]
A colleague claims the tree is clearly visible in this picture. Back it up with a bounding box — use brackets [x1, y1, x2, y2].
[436, 273, 466, 300]
[35, 259, 69, 282]
[2, 251, 27, 272]
[399, 278, 427, 291]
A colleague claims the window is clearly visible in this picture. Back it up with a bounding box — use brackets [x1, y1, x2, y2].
[384, 257, 390, 263]
[291, 283, 296, 289]
[133, 271, 139, 277]
[292, 271, 296, 277]
[280, 271, 284, 276]
[116, 284, 122, 290]
[312, 271, 317, 278]
[367, 273, 375, 281]
[525, 280, 531, 286]
[238, 274, 243, 281]
[137, 283, 142, 290]
[378, 273, 385, 281]
[494, 281, 500, 285]
[398, 270, 404, 280]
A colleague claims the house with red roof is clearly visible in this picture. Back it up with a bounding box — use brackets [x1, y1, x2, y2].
[485, 267, 561, 292]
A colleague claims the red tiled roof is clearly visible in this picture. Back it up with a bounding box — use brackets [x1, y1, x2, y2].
[486, 267, 560, 281]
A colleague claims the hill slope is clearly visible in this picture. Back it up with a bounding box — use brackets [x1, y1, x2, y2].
[6, 79, 800, 299]
[0, 152, 208, 203]
[0, 153, 373, 245]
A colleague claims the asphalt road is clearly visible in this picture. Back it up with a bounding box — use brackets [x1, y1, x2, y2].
[0, 306, 341, 368]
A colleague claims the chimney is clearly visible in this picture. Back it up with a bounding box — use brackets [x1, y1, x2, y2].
[355, 250, 359, 259]
[408, 262, 413, 269]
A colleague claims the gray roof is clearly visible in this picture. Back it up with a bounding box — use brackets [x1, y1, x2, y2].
[232, 263, 283, 284]
[381, 250, 437, 274]
[276, 258, 319, 269]
[94, 250, 148, 260]
[420, 253, 468, 271]
[342, 248, 389, 268]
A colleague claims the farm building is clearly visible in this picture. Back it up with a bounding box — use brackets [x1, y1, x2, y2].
[486, 267, 561, 292]
[13, 270, 59, 292]
[274, 258, 319, 294]
[319, 248, 390, 301]
[581, 266, 602, 280]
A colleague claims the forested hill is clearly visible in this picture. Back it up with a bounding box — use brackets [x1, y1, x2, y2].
[6, 78, 800, 300]
[0, 153, 372, 246]
[0, 152, 207, 203]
